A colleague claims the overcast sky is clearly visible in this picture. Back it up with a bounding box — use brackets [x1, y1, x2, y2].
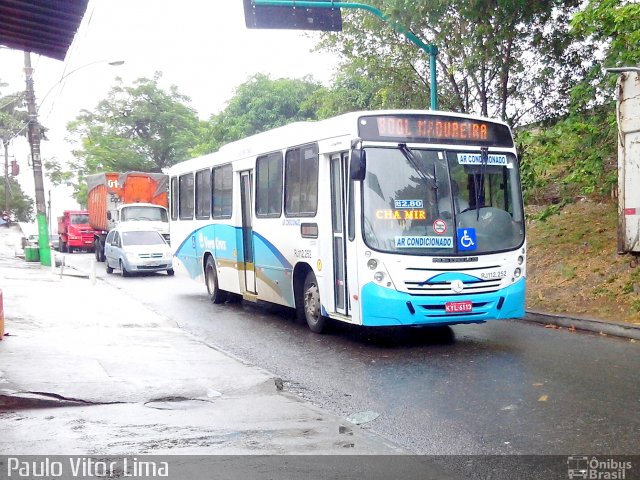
[0, 0, 340, 218]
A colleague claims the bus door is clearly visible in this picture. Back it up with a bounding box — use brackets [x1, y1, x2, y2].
[240, 170, 257, 294]
[330, 153, 352, 316]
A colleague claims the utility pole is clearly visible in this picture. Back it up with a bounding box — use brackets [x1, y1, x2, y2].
[3, 142, 8, 213]
[24, 51, 51, 266]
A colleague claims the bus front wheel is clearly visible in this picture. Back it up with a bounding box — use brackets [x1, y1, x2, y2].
[303, 272, 326, 333]
[205, 257, 227, 304]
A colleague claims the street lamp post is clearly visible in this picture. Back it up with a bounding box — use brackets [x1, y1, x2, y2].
[22, 52, 124, 266]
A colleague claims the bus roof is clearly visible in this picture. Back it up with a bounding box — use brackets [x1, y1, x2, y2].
[168, 109, 512, 175]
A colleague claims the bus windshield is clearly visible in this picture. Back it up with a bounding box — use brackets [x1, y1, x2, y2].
[362, 146, 524, 255]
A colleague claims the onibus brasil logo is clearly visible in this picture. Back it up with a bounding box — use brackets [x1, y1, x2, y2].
[567, 456, 632, 479]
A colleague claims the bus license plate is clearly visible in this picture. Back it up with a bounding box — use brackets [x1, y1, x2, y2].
[445, 301, 472, 313]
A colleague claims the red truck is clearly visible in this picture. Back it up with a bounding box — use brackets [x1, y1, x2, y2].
[87, 172, 170, 262]
[57, 210, 95, 253]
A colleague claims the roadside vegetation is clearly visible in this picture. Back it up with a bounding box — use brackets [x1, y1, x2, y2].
[1, 0, 639, 321]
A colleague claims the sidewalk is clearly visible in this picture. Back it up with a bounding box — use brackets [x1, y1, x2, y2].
[0, 225, 413, 458]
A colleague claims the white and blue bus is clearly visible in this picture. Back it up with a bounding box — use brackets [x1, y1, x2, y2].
[168, 110, 526, 333]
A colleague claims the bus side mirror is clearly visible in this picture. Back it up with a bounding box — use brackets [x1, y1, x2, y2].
[350, 149, 366, 181]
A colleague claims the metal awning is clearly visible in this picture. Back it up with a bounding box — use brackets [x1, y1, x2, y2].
[0, 0, 89, 60]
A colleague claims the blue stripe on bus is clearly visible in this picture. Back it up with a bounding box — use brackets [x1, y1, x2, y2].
[419, 271, 483, 285]
[253, 231, 293, 271]
[360, 278, 526, 327]
[175, 225, 293, 277]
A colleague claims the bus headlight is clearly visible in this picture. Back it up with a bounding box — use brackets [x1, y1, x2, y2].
[514, 267, 522, 279]
[367, 259, 378, 270]
[374, 271, 385, 283]
[517, 255, 524, 265]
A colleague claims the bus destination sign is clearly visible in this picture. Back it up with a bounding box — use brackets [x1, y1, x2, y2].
[358, 114, 514, 147]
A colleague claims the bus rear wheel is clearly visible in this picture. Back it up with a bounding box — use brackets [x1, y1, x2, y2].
[205, 257, 227, 304]
[303, 271, 326, 333]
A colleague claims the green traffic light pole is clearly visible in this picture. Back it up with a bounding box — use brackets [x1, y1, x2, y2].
[252, 0, 438, 110]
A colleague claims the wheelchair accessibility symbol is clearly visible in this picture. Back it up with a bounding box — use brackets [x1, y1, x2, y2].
[457, 228, 477, 251]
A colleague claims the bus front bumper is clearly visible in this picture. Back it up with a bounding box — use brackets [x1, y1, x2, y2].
[360, 279, 526, 327]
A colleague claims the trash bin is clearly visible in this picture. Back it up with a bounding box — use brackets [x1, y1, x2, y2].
[24, 246, 39, 262]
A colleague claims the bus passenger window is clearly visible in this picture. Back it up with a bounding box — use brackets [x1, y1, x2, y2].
[195, 168, 211, 219]
[285, 143, 318, 217]
[170, 176, 178, 221]
[178, 173, 194, 220]
[256, 152, 283, 217]
[212, 164, 233, 218]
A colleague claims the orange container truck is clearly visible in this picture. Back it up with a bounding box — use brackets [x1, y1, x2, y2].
[87, 172, 170, 262]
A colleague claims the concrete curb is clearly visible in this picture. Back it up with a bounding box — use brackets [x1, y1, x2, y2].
[524, 310, 640, 340]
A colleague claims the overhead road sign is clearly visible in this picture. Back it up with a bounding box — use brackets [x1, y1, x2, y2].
[244, 0, 342, 31]
[244, 0, 439, 110]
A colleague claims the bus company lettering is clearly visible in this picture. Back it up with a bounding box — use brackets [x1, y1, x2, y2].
[377, 117, 488, 141]
[395, 236, 453, 248]
[376, 209, 426, 220]
[198, 233, 227, 251]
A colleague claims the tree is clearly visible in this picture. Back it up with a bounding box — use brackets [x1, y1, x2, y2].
[569, 0, 640, 111]
[319, 0, 584, 125]
[313, 63, 393, 119]
[60, 73, 203, 203]
[0, 175, 34, 222]
[192, 74, 324, 155]
[1, 83, 33, 220]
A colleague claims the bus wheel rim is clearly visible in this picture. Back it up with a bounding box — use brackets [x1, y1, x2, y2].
[305, 283, 320, 320]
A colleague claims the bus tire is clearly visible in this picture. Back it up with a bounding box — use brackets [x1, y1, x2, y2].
[205, 257, 227, 304]
[303, 271, 326, 333]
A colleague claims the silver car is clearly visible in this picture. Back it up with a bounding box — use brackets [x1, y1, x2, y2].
[104, 227, 174, 277]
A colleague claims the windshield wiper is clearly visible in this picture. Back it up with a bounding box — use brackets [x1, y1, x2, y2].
[398, 144, 436, 188]
[472, 147, 490, 220]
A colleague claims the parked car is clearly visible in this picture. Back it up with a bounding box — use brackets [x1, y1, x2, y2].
[104, 226, 174, 277]
[49, 234, 60, 250]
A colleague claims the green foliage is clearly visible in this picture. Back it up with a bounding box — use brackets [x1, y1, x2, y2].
[517, 105, 617, 204]
[62, 73, 202, 203]
[319, 0, 584, 125]
[192, 74, 325, 154]
[569, 0, 640, 111]
[0, 176, 34, 222]
[530, 204, 563, 222]
[0, 85, 33, 221]
[0, 91, 28, 143]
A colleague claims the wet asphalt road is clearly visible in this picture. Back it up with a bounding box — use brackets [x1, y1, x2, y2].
[67, 253, 640, 455]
